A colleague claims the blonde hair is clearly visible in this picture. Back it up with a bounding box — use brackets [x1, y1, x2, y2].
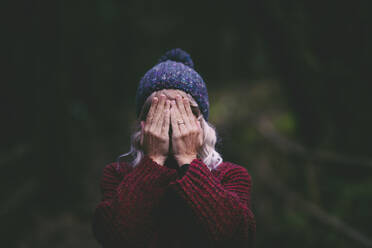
[118, 89, 223, 171]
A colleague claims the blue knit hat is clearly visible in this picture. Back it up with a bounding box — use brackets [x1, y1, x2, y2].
[136, 48, 209, 121]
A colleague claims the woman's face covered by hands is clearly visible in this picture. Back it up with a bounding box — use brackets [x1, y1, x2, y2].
[140, 89, 203, 166]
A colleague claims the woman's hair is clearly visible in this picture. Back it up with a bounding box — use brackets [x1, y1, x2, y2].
[117, 89, 223, 171]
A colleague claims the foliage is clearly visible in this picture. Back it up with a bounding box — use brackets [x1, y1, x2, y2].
[3, 0, 372, 247]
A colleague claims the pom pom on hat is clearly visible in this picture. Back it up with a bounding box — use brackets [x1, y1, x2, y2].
[157, 48, 195, 69]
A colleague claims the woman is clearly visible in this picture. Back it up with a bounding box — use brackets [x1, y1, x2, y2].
[92, 48, 256, 248]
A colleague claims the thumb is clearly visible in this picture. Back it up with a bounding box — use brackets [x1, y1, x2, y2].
[140, 121, 145, 146]
[141, 121, 145, 129]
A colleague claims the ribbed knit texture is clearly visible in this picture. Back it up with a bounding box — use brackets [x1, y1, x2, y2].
[92, 155, 256, 248]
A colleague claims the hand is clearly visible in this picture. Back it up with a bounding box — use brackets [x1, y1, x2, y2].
[170, 95, 203, 167]
[140, 94, 171, 166]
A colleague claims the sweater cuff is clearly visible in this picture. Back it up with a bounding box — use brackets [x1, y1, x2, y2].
[140, 155, 175, 172]
[128, 155, 178, 186]
[170, 158, 213, 186]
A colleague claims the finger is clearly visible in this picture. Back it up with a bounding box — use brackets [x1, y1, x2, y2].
[195, 118, 201, 130]
[184, 98, 198, 130]
[184, 98, 194, 120]
[145, 96, 158, 129]
[172, 100, 187, 135]
[154, 96, 166, 134]
[175, 95, 191, 130]
[170, 101, 181, 137]
[151, 94, 166, 132]
[161, 100, 171, 137]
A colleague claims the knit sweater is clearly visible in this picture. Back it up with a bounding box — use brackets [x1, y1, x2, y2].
[92, 155, 256, 248]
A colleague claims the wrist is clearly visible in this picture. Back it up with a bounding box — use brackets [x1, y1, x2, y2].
[149, 155, 167, 166]
[175, 155, 197, 167]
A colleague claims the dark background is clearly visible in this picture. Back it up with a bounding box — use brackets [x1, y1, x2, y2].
[3, 0, 372, 247]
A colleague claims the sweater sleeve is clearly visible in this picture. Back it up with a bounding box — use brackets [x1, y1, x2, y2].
[168, 159, 256, 247]
[92, 155, 178, 248]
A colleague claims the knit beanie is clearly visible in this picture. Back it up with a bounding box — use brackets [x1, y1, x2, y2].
[135, 48, 210, 121]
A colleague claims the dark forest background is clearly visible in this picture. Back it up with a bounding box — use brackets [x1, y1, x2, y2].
[3, 0, 372, 247]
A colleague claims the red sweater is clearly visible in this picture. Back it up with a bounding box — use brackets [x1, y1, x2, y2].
[92, 155, 256, 248]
